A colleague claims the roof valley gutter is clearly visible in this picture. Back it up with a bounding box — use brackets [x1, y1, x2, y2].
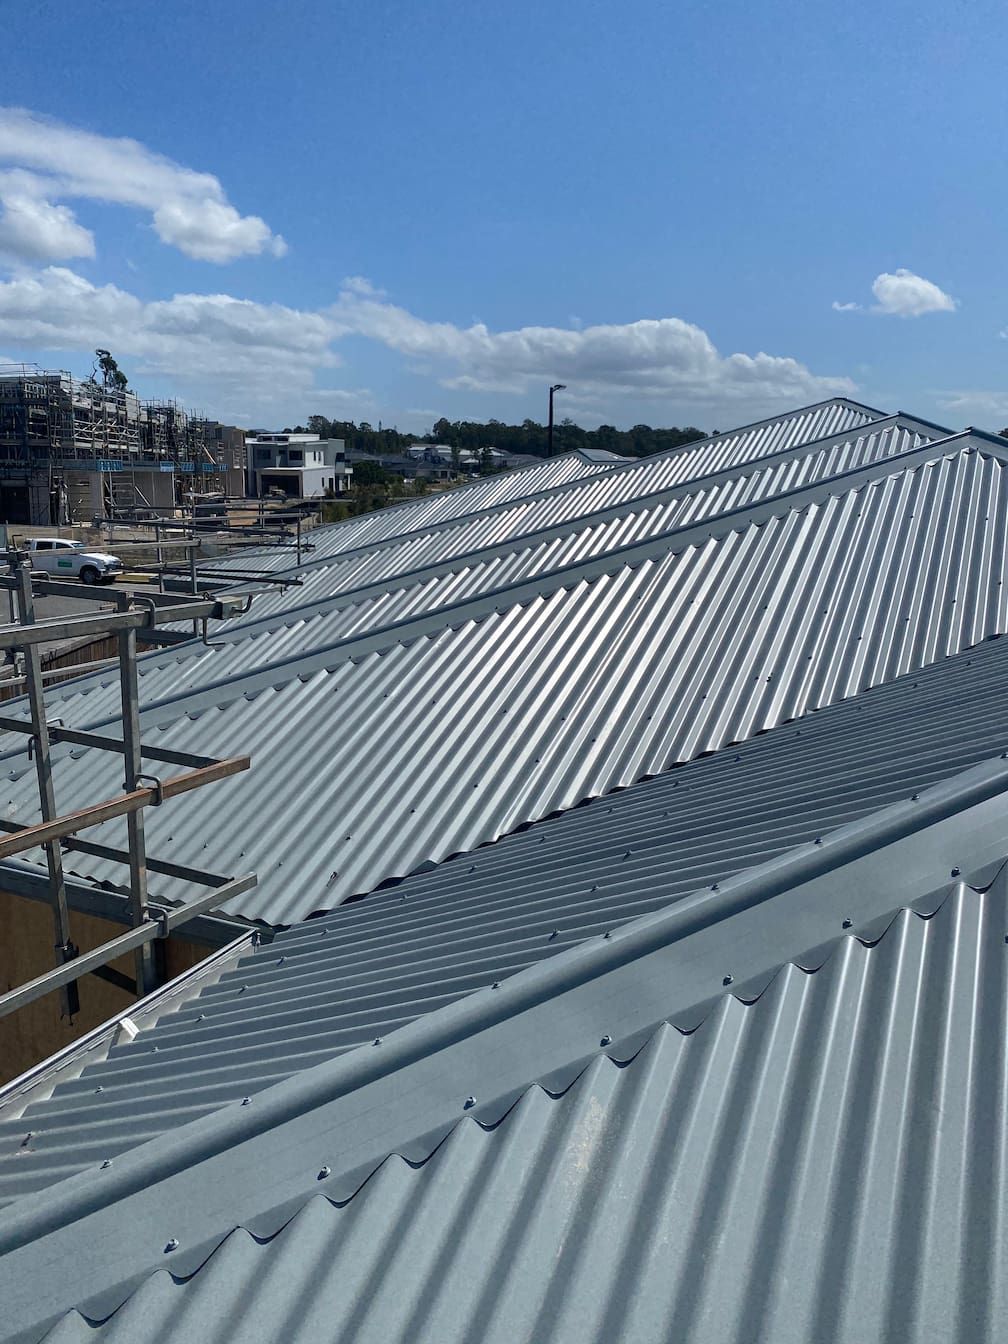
[4, 746, 1008, 1259]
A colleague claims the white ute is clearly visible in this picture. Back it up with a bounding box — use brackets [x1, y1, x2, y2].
[25, 537, 125, 585]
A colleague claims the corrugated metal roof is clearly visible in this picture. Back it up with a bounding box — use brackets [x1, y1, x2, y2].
[29, 874, 1008, 1344]
[2, 629, 1007, 1207]
[205, 398, 886, 577]
[11, 416, 941, 709]
[2, 441, 1008, 924]
[196, 413, 938, 638]
[4, 748, 1008, 1342]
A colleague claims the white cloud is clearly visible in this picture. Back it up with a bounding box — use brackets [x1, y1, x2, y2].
[0, 192, 95, 262]
[872, 269, 956, 316]
[329, 280, 855, 406]
[937, 390, 1008, 425]
[0, 266, 337, 393]
[0, 108, 285, 263]
[0, 265, 855, 426]
[834, 269, 957, 318]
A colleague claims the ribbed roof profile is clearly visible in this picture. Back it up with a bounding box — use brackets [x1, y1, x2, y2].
[32, 880, 1008, 1344]
[1, 629, 1005, 1207]
[207, 397, 886, 576]
[2, 439, 1008, 924]
[15, 414, 940, 710]
[195, 412, 937, 641]
[5, 742, 1008, 1343]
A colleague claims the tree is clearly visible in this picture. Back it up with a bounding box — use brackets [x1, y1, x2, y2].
[352, 459, 390, 487]
[93, 349, 129, 392]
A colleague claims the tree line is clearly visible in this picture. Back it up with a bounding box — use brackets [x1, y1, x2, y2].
[295, 414, 708, 460]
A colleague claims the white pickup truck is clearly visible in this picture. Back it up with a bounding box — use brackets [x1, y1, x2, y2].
[25, 537, 125, 585]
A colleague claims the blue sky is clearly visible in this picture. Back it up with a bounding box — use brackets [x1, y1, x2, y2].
[0, 0, 1004, 433]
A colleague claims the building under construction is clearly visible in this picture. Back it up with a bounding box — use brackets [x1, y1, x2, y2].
[0, 365, 247, 525]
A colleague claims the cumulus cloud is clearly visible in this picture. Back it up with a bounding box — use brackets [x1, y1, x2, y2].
[329, 280, 854, 406]
[834, 268, 957, 318]
[0, 266, 336, 389]
[0, 108, 285, 263]
[937, 390, 1008, 425]
[0, 265, 855, 423]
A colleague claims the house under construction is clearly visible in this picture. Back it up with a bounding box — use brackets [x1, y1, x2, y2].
[0, 365, 248, 525]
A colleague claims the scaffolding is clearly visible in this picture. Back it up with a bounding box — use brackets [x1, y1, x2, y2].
[0, 367, 248, 526]
[0, 550, 258, 1019]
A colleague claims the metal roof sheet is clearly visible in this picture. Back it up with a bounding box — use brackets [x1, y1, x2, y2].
[2, 442, 1008, 923]
[206, 398, 886, 577]
[197, 414, 938, 638]
[4, 749, 1008, 1343]
[15, 417, 942, 710]
[29, 872, 1008, 1344]
[2, 628, 1008, 1207]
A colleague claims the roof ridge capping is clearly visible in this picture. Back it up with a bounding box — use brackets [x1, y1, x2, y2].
[5, 741, 1008, 1268]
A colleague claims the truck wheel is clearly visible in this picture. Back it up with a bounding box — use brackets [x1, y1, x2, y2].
[80, 566, 99, 585]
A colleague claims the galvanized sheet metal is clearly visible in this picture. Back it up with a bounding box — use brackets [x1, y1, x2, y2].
[202, 398, 884, 578]
[1, 448, 1007, 925]
[24, 874, 1008, 1344]
[1, 626, 1007, 1210]
[8, 419, 940, 711]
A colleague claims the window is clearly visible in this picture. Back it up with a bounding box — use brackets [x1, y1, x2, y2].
[33, 540, 53, 551]
[256, 448, 272, 463]
[288, 449, 303, 464]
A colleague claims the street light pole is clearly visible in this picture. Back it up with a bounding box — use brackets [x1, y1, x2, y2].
[547, 383, 566, 457]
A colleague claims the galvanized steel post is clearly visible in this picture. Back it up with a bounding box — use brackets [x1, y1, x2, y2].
[11, 552, 75, 1018]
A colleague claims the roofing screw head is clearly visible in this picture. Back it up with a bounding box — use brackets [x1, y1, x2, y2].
[600, 1034, 612, 1047]
[951, 867, 961, 878]
[548, 929, 558, 940]
[372, 1037, 382, 1046]
[100, 1160, 112, 1169]
[842, 918, 853, 930]
[241, 1096, 252, 1106]
[491, 982, 500, 990]
[911, 793, 919, 802]
[723, 975, 733, 987]
[603, 930, 612, 939]
[813, 837, 822, 846]
[164, 1238, 179, 1253]
[464, 1096, 477, 1110]
[711, 883, 719, 892]
[276, 956, 285, 966]
[94, 1085, 103, 1094]
[317, 1165, 331, 1180]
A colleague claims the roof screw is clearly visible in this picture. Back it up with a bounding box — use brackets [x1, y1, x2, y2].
[951, 867, 961, 878]
[241, 1096, 252, 1106]
[317, 1165, 331, 1180]
[197, 1013, 205, 1022]
[372, 1037, 382, 1046]
[813, 837, 822, 846]
[277, 956, 285, 966]
[491, 982, 500, 990]
[164, 1238, 179, 1253]
[237, 984, 247, 994]
[548, 929, 558, 940]
[600, 1034, 612, 1046]
[911, 793, 919, 802]
[464, 1096, 477, 1110]
[723, 974, 733, 987]
[711, 883, 719, 892]
[842, 918, 852, 930]
[603, 930, 612, 939]
[319, 928, 328, 936]
[100, 1159, 112, 1169]
[94, 1085, 103, 1093]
